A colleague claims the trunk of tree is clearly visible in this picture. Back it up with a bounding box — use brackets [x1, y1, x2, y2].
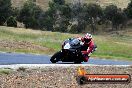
[90, 17, 96, 34]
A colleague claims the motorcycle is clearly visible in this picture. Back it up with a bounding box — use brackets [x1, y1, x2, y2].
[50, 38, 84, 64]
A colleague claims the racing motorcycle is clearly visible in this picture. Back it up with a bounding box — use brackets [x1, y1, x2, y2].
[50, 38, 84, 64]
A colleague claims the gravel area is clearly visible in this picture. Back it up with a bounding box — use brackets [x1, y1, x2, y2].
[0, 65, 131, 88]
[0, 40, 48, 51]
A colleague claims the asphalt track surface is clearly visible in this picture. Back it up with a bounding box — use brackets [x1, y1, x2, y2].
[0, 52, 132, 65]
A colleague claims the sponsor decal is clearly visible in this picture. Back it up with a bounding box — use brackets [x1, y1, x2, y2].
[76, 66, 131, 84]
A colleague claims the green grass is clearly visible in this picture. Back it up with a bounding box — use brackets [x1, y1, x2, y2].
[0, 68, 12, 75]
[93, 34, 132, 60]
[0, 26, 132, 60]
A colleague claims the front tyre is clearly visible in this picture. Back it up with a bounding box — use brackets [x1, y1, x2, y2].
[50, 51, 62, 63]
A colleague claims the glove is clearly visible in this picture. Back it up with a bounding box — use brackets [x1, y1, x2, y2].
[80, 41, 84, 45]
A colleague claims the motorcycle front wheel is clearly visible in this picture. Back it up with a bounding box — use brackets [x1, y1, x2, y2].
[50, 51, 62, 63]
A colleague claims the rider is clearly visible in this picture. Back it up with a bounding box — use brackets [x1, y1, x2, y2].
[78, 33, 97, 62]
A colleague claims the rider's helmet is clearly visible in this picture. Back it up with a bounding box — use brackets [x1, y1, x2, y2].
[83, 33, 92, 44]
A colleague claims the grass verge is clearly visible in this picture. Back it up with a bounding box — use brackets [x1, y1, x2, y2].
[0, 68, 12, 75]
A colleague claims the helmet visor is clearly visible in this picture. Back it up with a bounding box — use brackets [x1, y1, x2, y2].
[84, 38, 91, 43]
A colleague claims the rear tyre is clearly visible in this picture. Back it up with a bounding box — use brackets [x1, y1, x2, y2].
[50, 51, 62, 63]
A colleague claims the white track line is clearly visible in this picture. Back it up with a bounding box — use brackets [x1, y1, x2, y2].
[0, 64, 131, 70]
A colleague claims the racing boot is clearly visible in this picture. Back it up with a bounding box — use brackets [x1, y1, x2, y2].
[83, 55, 89, 62]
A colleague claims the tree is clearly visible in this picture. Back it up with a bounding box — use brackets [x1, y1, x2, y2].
[38, 11, 54, 31]
[104, 5, 127, 30]
[67, 2, 89, 33]
[11, 7, 20, 17]
[112, 11, 127, 30]
[38, 2, 57, 31]
[6, 16, 17, 27]
[18, 0, 43, 29]
[60, 4, 71, 19]
[104, 5, 118, 21]
[86, 3, 103, 34]
[43, 1, 71, 32]
[53, 0, 65, 5]
[54, 4, 71, 32]
[0, 0, 12, 25]
[124, 0, 132, 19]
